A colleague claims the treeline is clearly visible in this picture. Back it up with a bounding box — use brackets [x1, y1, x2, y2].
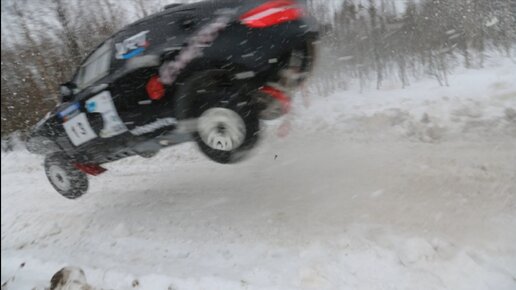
[307, 0, 516, 94]
[1, 0, 515, 135]
[1, 0, 169, 135]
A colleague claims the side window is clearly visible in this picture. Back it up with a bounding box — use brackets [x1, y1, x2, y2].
[75, 40, 113, 90]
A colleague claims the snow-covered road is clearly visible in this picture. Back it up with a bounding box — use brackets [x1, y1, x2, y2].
[2, 59, 516, 289]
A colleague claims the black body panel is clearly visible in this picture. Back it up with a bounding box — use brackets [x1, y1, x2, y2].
[27, 0, 319, 164]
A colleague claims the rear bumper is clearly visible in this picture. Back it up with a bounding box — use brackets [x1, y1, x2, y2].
[255, 85, 292, 120]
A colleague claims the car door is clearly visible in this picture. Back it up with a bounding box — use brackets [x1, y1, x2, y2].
[108, 17, 185, 131]
[58, 39, 128, 149]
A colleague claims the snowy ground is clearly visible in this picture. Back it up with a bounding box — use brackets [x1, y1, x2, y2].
[2, 58, 516, 289]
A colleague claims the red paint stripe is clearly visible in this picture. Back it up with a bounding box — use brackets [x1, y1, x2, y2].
[240, 0, 303, 28]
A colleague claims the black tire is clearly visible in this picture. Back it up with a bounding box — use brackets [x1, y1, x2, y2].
[44, 153, 89, 199]
[194, 99, 260, 164]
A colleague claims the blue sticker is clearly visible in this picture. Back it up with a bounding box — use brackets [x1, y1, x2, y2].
[58, 103, 80, 119]
[121, 47, 146, 60]
[86, 101, 97, 113]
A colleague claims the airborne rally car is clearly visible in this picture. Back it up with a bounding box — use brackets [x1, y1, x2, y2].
[27, 0, 319, 199]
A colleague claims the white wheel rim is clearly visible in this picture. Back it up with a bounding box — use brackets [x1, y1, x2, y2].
[198, 108, 246, 151]
[48, 165, 72, 192]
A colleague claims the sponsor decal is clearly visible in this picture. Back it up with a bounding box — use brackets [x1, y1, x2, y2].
[115, 31, 150, 60]
[85, 91, 128, 138]
[130, 118, 177, 136]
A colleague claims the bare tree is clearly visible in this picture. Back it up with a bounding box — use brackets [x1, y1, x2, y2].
[53, 0, 82, 65]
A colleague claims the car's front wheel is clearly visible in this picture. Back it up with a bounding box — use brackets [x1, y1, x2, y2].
[44, 153, 89, 199]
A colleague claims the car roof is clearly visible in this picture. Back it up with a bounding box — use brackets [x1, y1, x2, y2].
[120, 0, 248, 31]
[123, 1, 204, 30]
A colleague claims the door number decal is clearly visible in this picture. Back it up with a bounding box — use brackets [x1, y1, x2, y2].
[63, 113, 97, 146]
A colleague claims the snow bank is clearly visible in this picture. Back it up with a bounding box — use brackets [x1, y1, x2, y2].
[291, 57, 516, 142]
[3, 228, 514, 290]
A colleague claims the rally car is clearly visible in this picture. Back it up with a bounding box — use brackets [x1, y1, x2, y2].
[27, 0, 319, 199]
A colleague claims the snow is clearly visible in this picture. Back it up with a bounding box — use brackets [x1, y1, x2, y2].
[296, 57, 516, 142]
[2, 58, 516, 289]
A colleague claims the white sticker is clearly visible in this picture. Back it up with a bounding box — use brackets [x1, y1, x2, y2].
[63, 113, 97, 146]
[130, 118, 177, 136]
[86, 91, 127, 138]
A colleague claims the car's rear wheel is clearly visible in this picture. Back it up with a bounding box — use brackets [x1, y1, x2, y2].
[44, 153, 89, 199]
[194, 100, 260, 164]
